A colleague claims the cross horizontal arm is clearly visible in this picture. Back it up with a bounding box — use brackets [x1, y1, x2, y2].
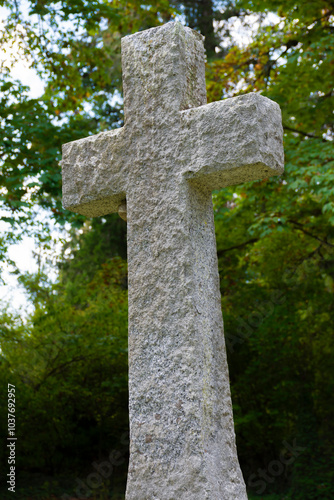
[180, 93, 284, 191]
[62, 128, 127, 217]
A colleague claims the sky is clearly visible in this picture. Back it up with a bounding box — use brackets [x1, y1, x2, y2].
[0, 3, 47, 315]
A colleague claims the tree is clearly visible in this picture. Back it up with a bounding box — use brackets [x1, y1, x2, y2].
[208, 0, 334, 496]
[0, 0, 176, 269]
[0, 252, 129, 496]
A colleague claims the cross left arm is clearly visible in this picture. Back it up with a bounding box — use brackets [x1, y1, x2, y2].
[62, 128, 127, 217]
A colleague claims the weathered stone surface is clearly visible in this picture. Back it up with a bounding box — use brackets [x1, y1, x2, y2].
[62, 128, 127, 217]
[62, 21, 284, 500]
[181, 93, 284, 191]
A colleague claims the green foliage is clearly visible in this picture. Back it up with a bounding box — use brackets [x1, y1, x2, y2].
[209, 1, 334, 496]
[0, 254, 129, 496]
[58, 214, 127, 301]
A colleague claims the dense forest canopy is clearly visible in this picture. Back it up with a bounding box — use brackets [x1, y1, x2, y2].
[0, 0, 333, 498]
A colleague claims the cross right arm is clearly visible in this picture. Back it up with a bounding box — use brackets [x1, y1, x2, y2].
[180, 93, 284, 192]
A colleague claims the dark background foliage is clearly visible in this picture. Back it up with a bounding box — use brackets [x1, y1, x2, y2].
[0, 0, 333, 498]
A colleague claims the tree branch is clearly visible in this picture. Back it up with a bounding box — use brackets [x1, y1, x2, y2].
[34, 355, 88, 391]
[283, 125, 327, 141]
[288, 220, 334, 248]
[217, 238, 259, 257]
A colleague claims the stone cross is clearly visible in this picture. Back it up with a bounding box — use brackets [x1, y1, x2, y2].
[62, 22, 284, 500]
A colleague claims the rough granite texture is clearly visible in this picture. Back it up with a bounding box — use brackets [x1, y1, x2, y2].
[62, 21, 284, 500]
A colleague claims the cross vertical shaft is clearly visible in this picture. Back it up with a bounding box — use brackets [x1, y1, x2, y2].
[127, 183, 246, 498]
[122, 23, 247, 499]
